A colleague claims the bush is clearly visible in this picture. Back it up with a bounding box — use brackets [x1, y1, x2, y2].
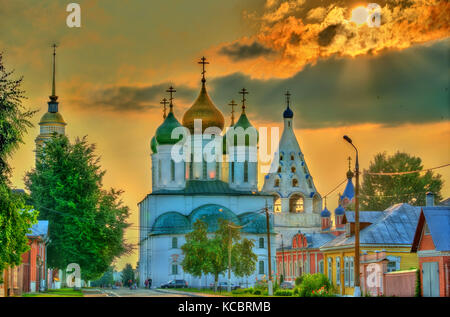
[297, 273, 333, 297]
[295, 276, 303, 286]
[415, 268, 421, 297]
[274, 289, 293, 296]
[231, 288, 246, 295]
[293, 287, 299, 296]
[253, 289, 262, 295]
[254, 280, 267, 290]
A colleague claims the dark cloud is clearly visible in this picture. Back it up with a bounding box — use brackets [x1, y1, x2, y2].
[81, 83, 197, 112]
[208, 40, 449, 129]
[318, 24, 340, 47]
[219, 41, 275, 61]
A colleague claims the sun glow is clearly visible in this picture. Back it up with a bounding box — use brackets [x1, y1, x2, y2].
[350, 6, 369, 25]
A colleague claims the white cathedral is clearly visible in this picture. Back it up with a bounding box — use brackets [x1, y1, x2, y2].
[138, 58, 323, 288]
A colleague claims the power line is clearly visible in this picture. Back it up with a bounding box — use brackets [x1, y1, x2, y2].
[365, 163, 450, 176]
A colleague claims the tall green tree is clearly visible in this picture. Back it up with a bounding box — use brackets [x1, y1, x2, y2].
[91, 266, 115, 287]
[25, 134, 131, 280]
[121, 263, 135, 287]
[0, 53, 38, 280]
[360, 152, 443, 210]
[181, 218, 258, 292]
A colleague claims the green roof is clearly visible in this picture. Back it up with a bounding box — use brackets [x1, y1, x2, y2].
[151, 180, 268, 196]
[155, 111, 183, 145]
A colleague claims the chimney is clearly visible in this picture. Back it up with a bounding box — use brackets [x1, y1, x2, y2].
[426, 192, 434, 207]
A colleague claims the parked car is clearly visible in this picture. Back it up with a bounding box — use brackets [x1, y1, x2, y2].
[217, 282, 240, 291]
[160, 279, 188, 289]
[280, 281, 295, 289]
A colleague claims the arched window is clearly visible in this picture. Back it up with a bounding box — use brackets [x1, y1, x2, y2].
[244, 161, 248, 182]
[231, 162, 235, 183]
[280, 154, 283, 161]
[202, 159, 207, 179]
[292, 179, 298, 187]
[274, 179, 280, 187]
[259, 261, 265, 275]
[171, 264, 178, 275]
[291, 166, 296, 173]
[290, 154, 294, 160]
[172, 237, 178, 249]
[189, 153, 194, 180]
[158, 160, 162, 182]
[289, 194, 304, 213]
[259, 238, 264, 248]
[215, 162, 220, 179]
[274, 195, 281, 213]
[170, 160, 175, 181]
[277, 166, 282, 173]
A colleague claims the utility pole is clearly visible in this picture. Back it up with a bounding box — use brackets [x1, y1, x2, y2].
[227, 225, 232, 293]
[264, 201, 273, 296]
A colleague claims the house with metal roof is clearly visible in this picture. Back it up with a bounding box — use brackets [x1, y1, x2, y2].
[320, 203, 421, 296]
[411, 205, 450, 297]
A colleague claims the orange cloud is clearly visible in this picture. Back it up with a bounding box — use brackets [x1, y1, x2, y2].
[216, 0, 450, 78]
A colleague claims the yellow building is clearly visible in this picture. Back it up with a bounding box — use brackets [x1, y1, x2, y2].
[320, 204, 420, 296]
[35, 45, 67, 160]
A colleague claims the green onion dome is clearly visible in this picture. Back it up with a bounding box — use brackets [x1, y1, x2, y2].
[155, 111, 183, 145]
[150, 135, 158, 153]
[232, 111, 259, 146]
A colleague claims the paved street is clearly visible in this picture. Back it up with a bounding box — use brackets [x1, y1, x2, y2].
[84, 287, 200, 297]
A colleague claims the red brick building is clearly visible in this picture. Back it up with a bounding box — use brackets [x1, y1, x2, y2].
[276, 231, 335, 281]
[411, 205, 450, 297]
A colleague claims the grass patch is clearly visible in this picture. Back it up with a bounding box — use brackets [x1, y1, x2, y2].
[173, 288, 268, 297]
[22, 288, 83, 297]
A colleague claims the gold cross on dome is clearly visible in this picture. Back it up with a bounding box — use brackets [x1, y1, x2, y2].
[166, 86, 176, 111]
[285, 90, 291, 107]
[198, 56, 209, 81]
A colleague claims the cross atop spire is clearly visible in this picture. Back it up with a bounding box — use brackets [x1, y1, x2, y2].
[160, 98, 169, 119]
[166, 86, 176, 112]
[50, 43, 58, 102]
[228, 100, 237, 125]
[198, 56, 209, 83]
[239, 88, 248, 113]
[285, 90, 291, 108]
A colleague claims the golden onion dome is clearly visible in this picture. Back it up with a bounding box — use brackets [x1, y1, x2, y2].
[39, 111, 66, 125]
[182, 81, 224, 133]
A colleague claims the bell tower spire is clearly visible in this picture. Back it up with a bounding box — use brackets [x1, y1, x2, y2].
[48, 44, 59, 113]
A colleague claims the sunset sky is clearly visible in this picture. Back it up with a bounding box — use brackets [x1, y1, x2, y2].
[2, 0, 449, 270]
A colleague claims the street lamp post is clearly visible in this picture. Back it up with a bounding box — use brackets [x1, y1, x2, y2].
[264, 201, 273, 296]
[343, 135, 361, 297]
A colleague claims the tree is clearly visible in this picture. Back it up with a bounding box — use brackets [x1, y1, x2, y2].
[25, 134, 131, 280]
[360, 152, 443, 211]
[181, 218, 258, 292]
[91, 266, 114, 287]
[121, 263, 135, 287]
[0, 53, 38, 292]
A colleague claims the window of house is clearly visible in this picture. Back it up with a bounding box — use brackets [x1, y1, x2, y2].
[292, 179, 298, 187]
[280, 155, 283, 161]
[259, 238, 264, 249]
[291, 166, 296, 173]
[244, 161, 249, 182]
[386, 256, 400, 272]
[171, 264, 178, 275]
[274, 179, 280, 187]
[327, 258, 333, 282]
[349, 257, 354, 287]
[344, 257, 349, 286]
[336, 257, 341, 286]
[277, 166, 282, 173]
[290, 154, 294, 160]
[259, 261, 265, 275]
[172, 237, 178, 249]
[319, 260, 324, 274]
